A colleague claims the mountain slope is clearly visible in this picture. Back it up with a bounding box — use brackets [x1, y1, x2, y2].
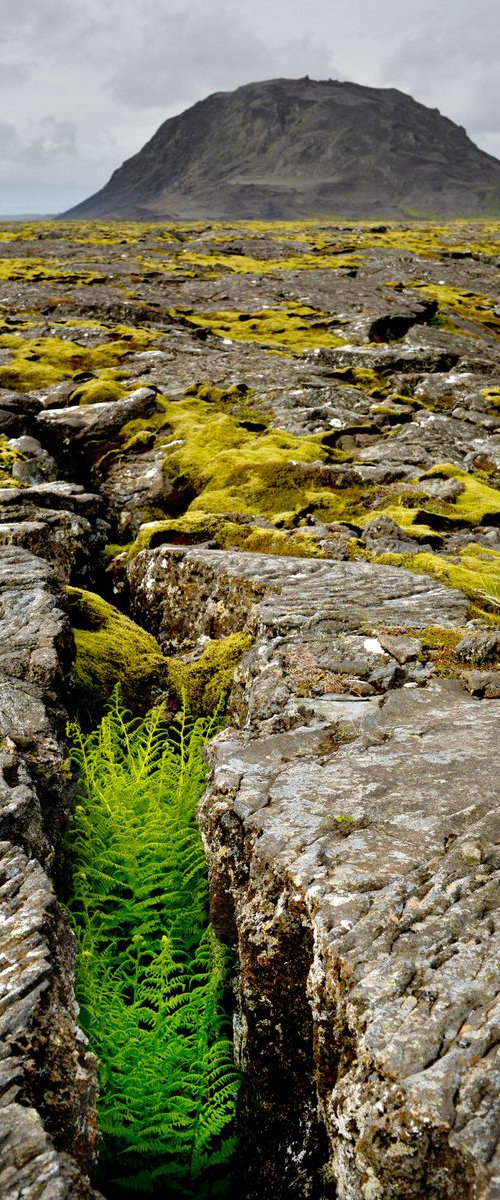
[64, 77, 500, 220]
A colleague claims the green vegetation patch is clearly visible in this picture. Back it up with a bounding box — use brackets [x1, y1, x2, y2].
[67, 586, 167, 709]
[173, 304, 347, 354]
[126, 513, 327, 561]
[0, 434, 23, 487]
[409, 282, 500, 337]
[68, 585, 252, 716]
[148, 249, 361, 277]
[167, 632, 252, 715]
[357, 465, 500, 539]
[71, 378, 129, 405]
[0, 323, 159, 392]
[119, 385, 351, 523]
[68, 696, 239, 1195]
[371, 544, 500, 618]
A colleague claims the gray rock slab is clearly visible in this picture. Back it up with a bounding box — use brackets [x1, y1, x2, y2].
[200, 680, 500, 1199]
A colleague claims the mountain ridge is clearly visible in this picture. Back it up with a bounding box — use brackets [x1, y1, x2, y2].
[64, 77, 500, 220]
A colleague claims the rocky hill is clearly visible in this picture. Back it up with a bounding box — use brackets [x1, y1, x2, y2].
[64, 77, 500, 220]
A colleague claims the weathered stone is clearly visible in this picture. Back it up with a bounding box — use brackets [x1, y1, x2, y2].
[37, 387, 160, 461]
[457, 630, 500, 665]
[200, 682, 500, 1200]
[0, 1104, 99, 1200]
[0, 548, 100, 1194]
[9, 434, 58, 484]
[460, 668, 500, 697]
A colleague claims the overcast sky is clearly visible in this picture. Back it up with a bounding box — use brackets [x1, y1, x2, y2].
[1, 0, 499, 214]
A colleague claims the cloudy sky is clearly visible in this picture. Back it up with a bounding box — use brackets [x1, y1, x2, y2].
[1, 0, 499, 213]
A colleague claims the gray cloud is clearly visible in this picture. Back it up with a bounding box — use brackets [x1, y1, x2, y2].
[0, 0, 498, 212]
[108, 4, 334, 111]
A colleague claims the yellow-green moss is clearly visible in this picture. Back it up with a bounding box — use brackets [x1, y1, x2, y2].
[124, 512, 326, 560]
[147, 249, 361, 278]
[409, 283, 500, 337]
[173, 304, 347, 354]
[356, 465, 500, 540]
[183, 381, 270, 426]
[67, 586, 167, 708]
[422, 465, 500, 523]
[370, 545, 500, 618]
[72, 379, 128, 405]
[481, 387, 500, 409]
[166, 633, 252, 715]
[0, 324, 160, 392]
[0, 434, 23, 487]
[407, 624, 465, 676]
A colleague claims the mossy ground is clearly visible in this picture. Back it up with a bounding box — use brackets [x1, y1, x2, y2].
[0, 320, 159, 391]
[2, 216, 500, 634]
[173, 304, 347, 354]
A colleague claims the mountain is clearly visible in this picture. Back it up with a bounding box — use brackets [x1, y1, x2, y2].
[64, 77, 500, 220]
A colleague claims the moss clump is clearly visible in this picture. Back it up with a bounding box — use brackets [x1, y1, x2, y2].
[356, 465, 500, 540]
[376, 545, 500, 615]
[156, 249, 361, 278]
[125, 512, 326, 561]
[166, 633, 252, 715]
[407, 625, 465, 676]
[0, 434, 23, 487]
[409, 282, 500, 337]
[72, 378, 128, 405]
[183, 381, 270, 426]
[67, 586, 167, 708]
[421, 465, 500, 524]
[482, 387, 500, 408]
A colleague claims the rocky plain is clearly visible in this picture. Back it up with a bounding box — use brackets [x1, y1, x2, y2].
[0, 216, 499, 1199]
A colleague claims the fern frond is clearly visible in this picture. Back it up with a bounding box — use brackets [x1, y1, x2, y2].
[67, 690, 240, 1195]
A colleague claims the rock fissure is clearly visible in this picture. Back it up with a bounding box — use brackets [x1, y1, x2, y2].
[0, 216, 499, 1198]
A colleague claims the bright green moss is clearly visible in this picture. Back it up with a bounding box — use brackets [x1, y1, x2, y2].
[0, 434, 23, 487]
[481, 387, 500, 408]
[406, 624, 465, 676]
[72, 378, 128, 405]
[173, 304, 347, 354]
[183, 381, 271, 426]
[0, 324, 160, 392]
[166, 633, 252, 715]
[355, 465, 500, 541]
[422, 465, 500, 523]
[0, 257, 105, 283]
[409, 546, 500, 609]
[149, 249, 361, 277]
[125, 512, 326, 561]
[409, 283, 500, 336]
[67, 584, 253, 717]
[67, 586, 167, 708]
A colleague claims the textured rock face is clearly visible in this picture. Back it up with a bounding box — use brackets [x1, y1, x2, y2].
[0, 549, 99, 1197]
[201, 685, 500, 1200]
[64, 77, 500, 220]
[128, 543, 499, 1199]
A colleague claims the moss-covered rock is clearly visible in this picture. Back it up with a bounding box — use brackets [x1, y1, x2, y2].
[67, 585, 167, 708]
[166, 633, 252, 715]
[72, 379, 128, 406]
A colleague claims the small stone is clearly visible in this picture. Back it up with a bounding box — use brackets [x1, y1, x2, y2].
[378, 633, 422, 663]
[460, 669, 500, 698]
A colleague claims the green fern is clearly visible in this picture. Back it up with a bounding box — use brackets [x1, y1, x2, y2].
[67, 692, 240, 1195]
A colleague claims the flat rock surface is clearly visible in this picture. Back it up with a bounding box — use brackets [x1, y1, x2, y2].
[201, 682, 500, 1199]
